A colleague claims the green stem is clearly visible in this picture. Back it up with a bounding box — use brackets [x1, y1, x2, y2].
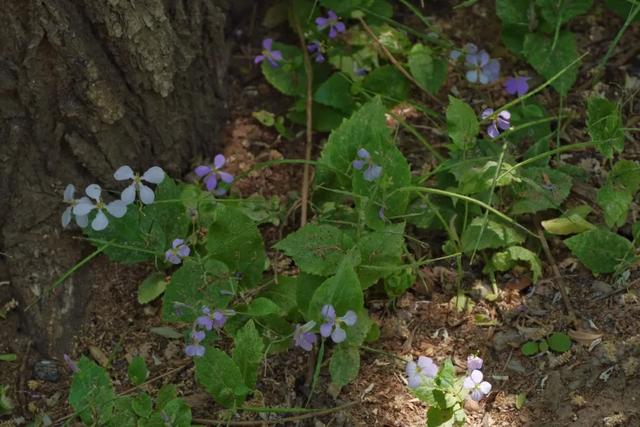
[306, 339, 325, 406]
[497, 142, 593, 181]
[361, 345, 406, 362]
[597, 1, 640, 73]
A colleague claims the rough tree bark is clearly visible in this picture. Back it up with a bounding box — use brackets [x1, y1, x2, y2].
[0, 0, 230, 356]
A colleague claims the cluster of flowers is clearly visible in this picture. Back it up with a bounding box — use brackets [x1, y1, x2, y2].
[405, 355, 492, 402]
[62, 166, 165, 231]
[450, 43, 500, 85]
[185, 306, 236, 357]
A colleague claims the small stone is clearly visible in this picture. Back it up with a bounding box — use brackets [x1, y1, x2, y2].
[33, 360, 59, 382]
[493, 329, 522, 352]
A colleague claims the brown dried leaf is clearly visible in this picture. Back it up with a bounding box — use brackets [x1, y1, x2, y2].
[89, 345, 110, 368]
[568, 329, 603, 346]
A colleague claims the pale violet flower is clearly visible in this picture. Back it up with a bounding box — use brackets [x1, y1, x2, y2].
[165, 238, 190, 265]
[467, 355, 483, 372]
[73, 184, 127, 231]
[406, 356, 438, 389]
[61, 184, 89, 228]
[294, 321, 317, 351]
[320, 304, 357, 344]
[464, 369, 492, 401]
[352, 148, 382, 181]
[114, 165, 165, 205]
[481, 108, 511, 139]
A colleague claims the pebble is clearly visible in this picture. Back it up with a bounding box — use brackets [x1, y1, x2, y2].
[492, 329, 522, 352]
[33, 360, 59, 382]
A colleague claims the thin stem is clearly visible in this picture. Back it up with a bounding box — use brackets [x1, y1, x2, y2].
[597, 1, 640, 73]
[497, 142, 593, 181]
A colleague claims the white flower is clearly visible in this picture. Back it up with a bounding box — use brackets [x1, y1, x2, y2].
[73, 184, 128, 231]
[114, 165, 165, 205]
[61, 184, 89, 228]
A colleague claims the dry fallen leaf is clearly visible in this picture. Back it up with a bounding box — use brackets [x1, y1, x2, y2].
[89, 345, 110, 367]
[569, 329, 603, 346]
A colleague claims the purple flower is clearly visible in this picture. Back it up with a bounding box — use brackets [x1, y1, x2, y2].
[114, 165, 165, 205]
[307, 41, 325, 63]
[185, 344, 205, 358]
[195, 154, 234, 196]
[294, 322, 317, 351]
[254, 38, 283, 68]
[319, 304, 357, 344]
[406, 356, 438, 389]
[63, 354, 79, 373]
[481, 108, 511, 139]
[72, 184, 128, 231]
[196, 306, 234, 331]
[504, 76, 531, 97]
[467, 355, 483, 372]
[61, 184, 90, 228]
[449, 50, 462, 61]
[464, 369, 492, 401]
[165, 238, 190, 265]
[464, 43, 500, 84]
[315, 10, 346, 39]
[352, 148, 382, 181]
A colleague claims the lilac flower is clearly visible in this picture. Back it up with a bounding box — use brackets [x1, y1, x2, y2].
[481, 108, 511, 139]
[185, 330, 206, 358]
[165, 238, 190, 265]
[254, 38, 283, 68]
[114, 165, 165, 205]
[464, 369, 492, 401]
[73, 184, 128, 231]
[61, 184, 89, 228]
[319, 304, 357, 344]
[406, 356, 438, 389]
[449, 50, 462, 61]
[315, 10, 346, 39]
[467, 355, 483, 372]
[354, 64, 369, 77]
[195, 154, 234, 195]
[504, 76, 531, 97]
[294, 321, 317, 351]
[307, 41, 325, 63]
[196, 306, 234, 331]
[352, 148, 382, 181]
[464, 43, 500, 84]
[63, 354, 79, 373]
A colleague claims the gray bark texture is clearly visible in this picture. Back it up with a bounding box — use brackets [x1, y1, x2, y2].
[0, 0, 230, 356]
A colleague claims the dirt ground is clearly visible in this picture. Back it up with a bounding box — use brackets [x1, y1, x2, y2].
[2, 1, 640, 426]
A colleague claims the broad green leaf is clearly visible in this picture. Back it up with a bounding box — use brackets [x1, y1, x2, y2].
[610, 160, 640, 193]
[536, 0, 593, 25]
[597, 184, 632, 229]
[161, 399, 192, 426]
[489, 246, 543, 282]
[509, 103, 551, 143]
[521, 341, 539, 356]
[314, 73, 356, 113]
[69, 357, 115, 425]
[461, 218, 525, 254]
[258, 276, 298, 317]
[496, 0, 530, 24]
[0, 354, 16, 362]
[541, 215, 595, 235]
[362, 65, 410, 103]
[274, 224, 353, 276]
[0, 385, 12, 416]
[296, 273, 325, 316]
[233, 320, 264, 390]
[371, 24, 411, 55]
[427, 406, 454, 427]
[408, 44, 446, 94]
[564, 229, 635, 273]
[195, 348, 247, 408]
[547, 332, 572, 353]
[206, 206, 266, 288]
[320, 0, 374, 14]
[261, 43, 306, 97]
[587, 97, 624, 159]
[384, 267, 416, 298]
[127, 356, 148, 386]
[511, 167, 572, 215]
[446, 97, 479, 150]
[156, 384, 178, 409]
[357, 222, 406, 287]
[288, 101, 347, 132]
[131, 393, 153, 418]
[247, 297, 283, 317]
[523, 31, 579, 95]
[137, 272, 168, 304]
[329, 346, 360, 387]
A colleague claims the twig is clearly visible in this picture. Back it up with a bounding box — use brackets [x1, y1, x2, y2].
[192, 401, 359, 426]
[357, 16, 443, 106]
[293, 8, 313, 227]
[593, 277, 640, 301]
[535, 222, 578, 327]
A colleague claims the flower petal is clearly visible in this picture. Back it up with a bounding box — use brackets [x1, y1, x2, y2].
[463, 376, 475, 389]
[467, 355, 483, 371]
[341, 310, 357, 326]
[172, 238, 184, 248]
[320, 322, 333, 338]
[331, 325, 347, 343]
[271, 50, 283, 61]
[63, 184, 75, 201]
[315, 17, 328, 28]
[470, 389, 483, 401]
[470, 369, 483, 384]
[141, 166, 165, 184]
[195, 165, 212, 177]
[114, 165, 134, 181]
[138, 183, 155, 204]
[214, 154, 226, 169]
[335, 22, 346, 33]
[321, 304, 336, 320]
[449, 50, 462, 61]
[329, 27, 338, 39]
[218, 171, 234, 184]
[62, 207, 72, 228]
[177, 244, 190, 258]
[357, 148, 370, 159]
[479, 381, 492, 394]
[352, 159, 365, 170]
[363, 164, 382, 181]
[120, 183, 136, 205]
[196, 315, 213, 330]
[262, 38, 273, 51]
[487, 123, 499, 139]
[481, 108, 494, 120]
[75, 214, 89, 228]
[73, 202, 95, 216]
[465, 69, 479, 83]
[205, 174, 218, 191]
[407, 374, 422, 389]
[106, 200, 127, 218]
[254, 55, 265, 64]
[92, 210, 109, 231]
[192, 330, 206, 342]
[406, 361, 417, 378]
[85, 184, 102, 201]
[328, 10, 337, 20]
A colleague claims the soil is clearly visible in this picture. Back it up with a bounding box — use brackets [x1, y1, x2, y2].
[2, 1, 640, 426]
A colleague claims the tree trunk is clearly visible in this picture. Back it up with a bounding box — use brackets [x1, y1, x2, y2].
[0, 0, 229, 356]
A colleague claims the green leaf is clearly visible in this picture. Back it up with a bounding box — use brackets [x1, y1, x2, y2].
[461, 218, 525, 254]
[523, 31, 579, 95]
[247, 297, 283, 317]
[516, 392, 527, 409]
[384, 267, 416, 299]
[610, 160, 640, 193]
[258, 276, 298, 317]
[161, 398, 192, 426]
[314, 73, 356, 113]
[137, 272, 168, 304]
[274, 224, 354, 276]
[131, 393, 153, 418]
[587, 97, 624, 159]
[362, 65, 409, 103]
[539, 339, 549, 352]
[296, 273, 325, 316]
[320, 0, 374, 14]
[509, 103, 551, 143]
[195, 348, 247, 408]
[489, 246, 543, 282]
[357, 223, 406, 287]
[536, 0, 593, 25]
[0, 354, 16, 362]
[541, 215, 595, 235]
[69, 357, 115, 425]
[496, 0, 530, 24]
[261, 43, 306, 97]
[427, 406, 455, 427]
[511, 167, 572, 215]
[521, 341, 539, 356]
[233, 320, 264, 390]
[547, 332, 572, 353]
[127, 356, 149, 386]
[407, 44, 446, 94]
[329, 346, 360, 387]
[156, 384, 177, 409]
[206, 206, 266, 288]
[446, 96, 479, 150]
[564, 229, 635, 273]
[597, 184, 632, 229]
[288, 102, 347, 132]
[0, 385, 13, 416]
